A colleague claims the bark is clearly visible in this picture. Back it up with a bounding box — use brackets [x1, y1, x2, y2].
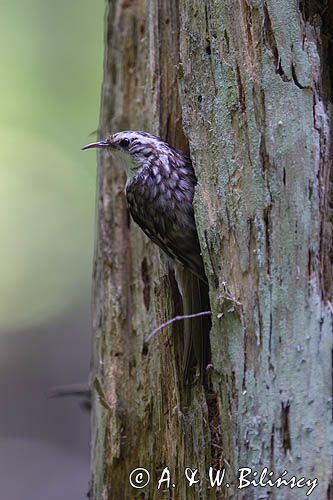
[91, 1, 333, 499]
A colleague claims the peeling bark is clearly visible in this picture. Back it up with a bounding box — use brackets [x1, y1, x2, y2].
[91, 1, 333, 499]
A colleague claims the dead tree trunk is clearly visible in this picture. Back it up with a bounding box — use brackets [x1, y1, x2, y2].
[91, 1, 333, 499]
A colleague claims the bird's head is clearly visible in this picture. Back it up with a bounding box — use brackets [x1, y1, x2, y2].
[82, 130, 172, 178]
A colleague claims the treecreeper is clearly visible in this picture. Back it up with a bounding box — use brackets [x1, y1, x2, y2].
[83, 131, 211, 383]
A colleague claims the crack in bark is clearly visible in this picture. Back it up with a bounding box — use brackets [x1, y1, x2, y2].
[327, 478, 333, 500]
[280, 401, 292, 454]
[270, 424, 275, 469]
[141, 257, 151, 310]
[204, 229, 219, 288]
[256, 290, 263, 346]
[291, 63, 306, 89]
[240, 303, 248, 392]
[301, 0, 333, 301]
[263, 2, 290, 82]
[236, 63, 246, 113]
[263, 205, 272, 276]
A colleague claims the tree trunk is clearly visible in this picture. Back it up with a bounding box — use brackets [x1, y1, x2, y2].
[91, 1, 333, 499]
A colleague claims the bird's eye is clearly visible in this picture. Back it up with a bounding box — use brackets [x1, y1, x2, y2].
[119, 138, 130, 148]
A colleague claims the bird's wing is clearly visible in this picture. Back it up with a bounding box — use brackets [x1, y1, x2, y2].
[128, 206, 207, 284]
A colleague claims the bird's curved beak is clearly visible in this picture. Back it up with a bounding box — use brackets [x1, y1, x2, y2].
[81, 139, 111, 151]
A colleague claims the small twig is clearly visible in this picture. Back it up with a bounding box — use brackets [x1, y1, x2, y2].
[144, 311, 212, 343]
[48, 382, 90, 399]
[221, 281, 242, 306]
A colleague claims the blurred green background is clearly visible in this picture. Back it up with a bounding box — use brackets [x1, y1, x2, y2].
[0, 2, 105, 498]
[0, 0, 104, 330]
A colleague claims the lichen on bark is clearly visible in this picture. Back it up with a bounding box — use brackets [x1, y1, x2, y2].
[91, 1, 333, 499]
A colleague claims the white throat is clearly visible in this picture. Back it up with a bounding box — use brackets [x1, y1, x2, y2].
[110, 149, 141, 180]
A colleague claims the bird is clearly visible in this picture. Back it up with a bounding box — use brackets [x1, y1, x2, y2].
[82, 131, 211, 382]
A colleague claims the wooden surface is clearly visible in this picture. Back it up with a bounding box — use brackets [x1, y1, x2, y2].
[91, 1, 333, 499]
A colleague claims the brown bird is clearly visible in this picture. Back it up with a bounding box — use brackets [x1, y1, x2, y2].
[83, 131, 211, 382]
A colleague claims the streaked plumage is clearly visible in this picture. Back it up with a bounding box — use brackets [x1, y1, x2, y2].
[82, 131, 210, 381]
